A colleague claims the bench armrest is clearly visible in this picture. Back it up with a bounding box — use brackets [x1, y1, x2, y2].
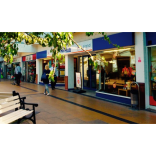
[20, 97, 26, 100]
[23, 102, 38, 107]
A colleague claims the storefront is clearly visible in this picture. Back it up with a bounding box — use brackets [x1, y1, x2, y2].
[36, 50, 65, 86]
[65, 32, 139, 106]
[22, 54, 36, 83]
[94, 33, 136, 105]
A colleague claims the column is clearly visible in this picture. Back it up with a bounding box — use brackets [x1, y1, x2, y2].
[65, 55, 74, 90]
[135, 32, 146, 83]
[135, 32, 146, 109]
[36, 59, 43, 84]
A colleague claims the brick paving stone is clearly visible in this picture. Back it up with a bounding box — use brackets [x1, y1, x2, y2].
[44, 117, 66, 124]
[58, 114, 76, 121]
[36, 120, 48, 124]
[86, 119, 108, 124]
[65, 118, 86, 124]
[2, 80, 156, 124]
[36, 111, 56, 120]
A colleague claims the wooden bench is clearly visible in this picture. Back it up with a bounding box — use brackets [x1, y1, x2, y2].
[0, 92, 38, 124]
[0, 92, 12, 99]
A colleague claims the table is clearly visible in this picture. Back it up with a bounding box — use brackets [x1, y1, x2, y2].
[118, 89, 130, 97]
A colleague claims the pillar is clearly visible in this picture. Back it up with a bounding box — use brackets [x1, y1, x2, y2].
[36, 59, 43, 84]
[65, 55, 74, 90]
[135, 32, 146, 83]
[135, 32, 146, 109]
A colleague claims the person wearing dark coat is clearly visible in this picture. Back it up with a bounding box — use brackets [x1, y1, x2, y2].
[42, 65, 50, 96]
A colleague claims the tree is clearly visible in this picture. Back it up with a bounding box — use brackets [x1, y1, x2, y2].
[0, 32, 119, 81]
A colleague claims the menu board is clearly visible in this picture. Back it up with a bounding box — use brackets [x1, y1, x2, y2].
[76, 72, 81, 88]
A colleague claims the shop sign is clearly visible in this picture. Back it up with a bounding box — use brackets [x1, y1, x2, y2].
[76, 72, 81, 88]
[22, 54, 36, 62]
[60, 40, 92, 54]
[13, 57, 20, 63]
[26, 55, 33, 61]
[47, 50, 52, 57]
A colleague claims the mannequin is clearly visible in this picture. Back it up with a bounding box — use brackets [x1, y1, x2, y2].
[122, 65, 129, 83]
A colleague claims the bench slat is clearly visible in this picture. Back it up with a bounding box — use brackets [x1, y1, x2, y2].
[0, 104, 20, 114]
[0, 92, 12, 95]
[0, 95, 12, 99]
[0, 109, 24, 121]
[0, 109, 33, 124]
[0, 96, 19, 103]
[0, 99, 20, 109]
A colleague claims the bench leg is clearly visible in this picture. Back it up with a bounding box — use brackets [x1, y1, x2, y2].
[17, 119, 22, 124]
[33, 105, 36, 124]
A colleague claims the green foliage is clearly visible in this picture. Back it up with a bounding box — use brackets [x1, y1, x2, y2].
[88, 57, 94, 66]
[94, 61, 98, 70]
[0, 32, 119, 73]
[0, 32, 74, 64]
[48, 70, 55, 82]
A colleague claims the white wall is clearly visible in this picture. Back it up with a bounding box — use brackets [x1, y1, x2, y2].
[18, 44, 36, 53]
[135, 32, 146, 83]
[36, 59, 43, 84]
[65, 55, 74, 89]
[33, 44, 51, 52]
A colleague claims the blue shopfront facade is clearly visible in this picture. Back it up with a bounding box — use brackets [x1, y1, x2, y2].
[36, 50, 47, 59]
[36, 50, 65, 86]
[82, 32, 135, 105]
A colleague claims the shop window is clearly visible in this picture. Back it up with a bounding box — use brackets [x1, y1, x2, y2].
[149, 47, 156, 106]
[7, 64, 12, 79]
[83, 56, 90, 88]
[98, 47, 136, 97]
[42, 59, 65, 84]
[27, 61, 36, 83]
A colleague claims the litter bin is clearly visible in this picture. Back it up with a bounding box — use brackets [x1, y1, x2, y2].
[130, 82, 140, 109]
[152, 90, 156, 101]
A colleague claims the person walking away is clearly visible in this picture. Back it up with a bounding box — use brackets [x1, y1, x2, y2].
[50, 63, 57, 90]
[15, 63, 22, 86]
[41, 65, 50, 95]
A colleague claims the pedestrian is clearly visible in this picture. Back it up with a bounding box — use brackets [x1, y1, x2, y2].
[50, 63, 57, 90]
[15, 63, 22, 86]
[41, 64, 50, 96]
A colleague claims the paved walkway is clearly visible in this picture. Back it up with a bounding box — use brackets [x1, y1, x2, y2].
[0, 80, 156, 124]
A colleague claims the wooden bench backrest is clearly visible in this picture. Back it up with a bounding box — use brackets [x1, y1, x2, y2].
[0, 96, 20, 114]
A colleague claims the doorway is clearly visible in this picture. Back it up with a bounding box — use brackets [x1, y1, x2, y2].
[83, 56, 96, 90]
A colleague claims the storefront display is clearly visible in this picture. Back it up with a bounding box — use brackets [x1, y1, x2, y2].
[42, 58, 65, 83]
[97, 47, 136, 97]
[7, 64, 12, 79]
[148, 46, 156, 106]
[27, 61, 36, 83]
[22, 54, 36, 83]
[79, 47, 136, 97]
